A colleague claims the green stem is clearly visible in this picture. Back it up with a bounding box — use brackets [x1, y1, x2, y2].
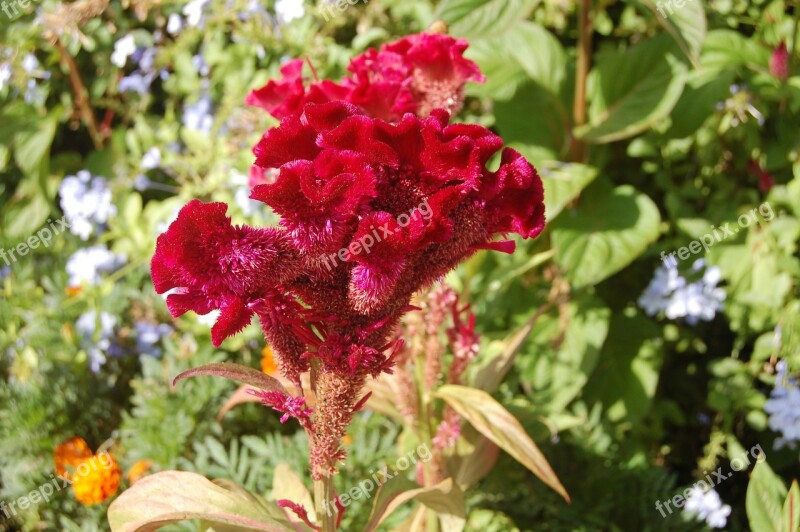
[314, 476, 336, 532]
[571, 0, 592, 163]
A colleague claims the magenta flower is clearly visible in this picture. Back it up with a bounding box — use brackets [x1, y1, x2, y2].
[249, 390, 313, 424]
[245, 32, 484, 122]
[770, 41, 790, 81]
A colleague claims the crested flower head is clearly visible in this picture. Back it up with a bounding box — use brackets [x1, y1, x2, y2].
[245, 32, 483, 122]
[151, 200, 299, 346]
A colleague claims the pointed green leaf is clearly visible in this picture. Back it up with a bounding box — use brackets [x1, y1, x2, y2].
[364, 477, 465, 532]
[108, 470, 297, 531]
[747, 460, 787, 532]
[433, 0, 539, 40]
[782, 480, 800, 532]
[576, 35, 688, 143]
[435, 385, 568, 501]
[551, 183, 661, 288]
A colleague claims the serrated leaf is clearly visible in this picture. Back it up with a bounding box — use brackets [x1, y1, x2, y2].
[107, 470, 297, 531]
[173, 362, 287, 393]
[746, 460, 787, 532]
[552, 183, 661, 288]
[433, 0, 539, 40]
[435, 385, 568, 501]
[576, 35, 688, 143]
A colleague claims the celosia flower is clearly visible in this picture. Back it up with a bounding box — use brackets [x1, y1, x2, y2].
[154, 81, 545, 479]
[71, 453, 122, 505]
[770, 41, 789, 81]
[151, 200, 299, 346]
[249, 390, 313, 424]
[245, 32, 483, 122]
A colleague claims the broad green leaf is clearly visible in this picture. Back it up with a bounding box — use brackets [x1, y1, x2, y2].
[465, 38, 530, 101]
[576, 35, 688, 143]
[13, 115, 56, 177]
[363, 477, 465, 532]
[518, 292, 610, 410]
[435, 385, 569, 501]
[782, 480, 800, 532]
[539, 162, 598, 220]
[3, 194, 51, 238]
[433, 0, 538, 40]
[495, 82, 571, 162]
[638, 0, 706, 66]
[107, 470, 296, 531]
[552, 182, 661, 288]
[583, 315, 663, 424]
[504, 22, 567, 94]
[746, 461, 787, 532]
[701, 30, 771, 73]
[666, 69, 735, 138]
[173, 362, 288, 393]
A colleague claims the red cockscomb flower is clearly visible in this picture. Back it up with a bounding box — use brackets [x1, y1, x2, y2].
[244, 32, 483, 122]
[151, 200, 298, 346]
[154, 73, 544, 480]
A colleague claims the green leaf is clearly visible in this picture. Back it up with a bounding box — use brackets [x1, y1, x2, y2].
[518, 292, 610, 411]
[638, 0, 706, 66]
[552, 182, 661, 287]
[433, 0, 539, 40]
[539, 162, 598, 220]
[107, 470, 297, 531]
[576, 35, 688, 143]
[504, 22, 567, 94]
[583, 314, 663, 424]
[783, 480, 800, 532]
[746, 460, 787, 532]
[665, 69, 735, 138]
[173, 362, 288, 393]
[495, 83, 571, 162]
[13, 115, 56, 177]
[701, 29, 771, 73]
[363, 477, 465, 532]
[435, 385, 569, 501]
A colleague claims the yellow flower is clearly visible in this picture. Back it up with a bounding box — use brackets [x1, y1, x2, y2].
[71, 453, 122, 505]
[126, 459, 152, 485]
[261, 345, 278, 375]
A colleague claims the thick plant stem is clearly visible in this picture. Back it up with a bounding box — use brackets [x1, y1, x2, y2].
[314, 475, 336, 531]
[571, 0, 592, 163]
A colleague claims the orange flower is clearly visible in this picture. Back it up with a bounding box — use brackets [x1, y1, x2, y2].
[54, 437, 92, 480]
[71, 453, 122, 505]
[261, 345, 278, 375]
[126, 459, 152, 485]
[66, 286, 83, 297]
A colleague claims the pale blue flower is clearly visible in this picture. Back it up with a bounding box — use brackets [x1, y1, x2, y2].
[111, 35, 137, 67]
[59, 170, 117, 240]
[66, 245, 126, 286]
